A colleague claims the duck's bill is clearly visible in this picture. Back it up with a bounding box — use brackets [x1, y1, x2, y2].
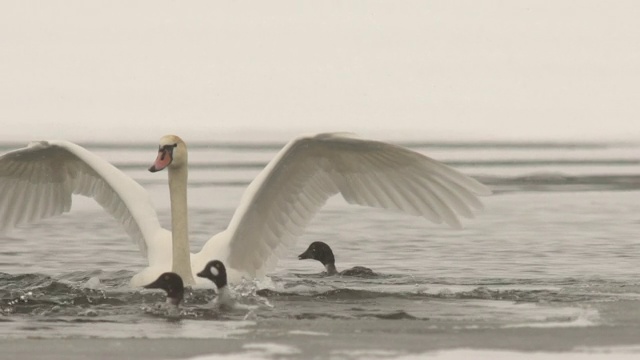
[298, 251, 310, 260]
[196, 270, 207, 278]
[143, 278, 162, 289]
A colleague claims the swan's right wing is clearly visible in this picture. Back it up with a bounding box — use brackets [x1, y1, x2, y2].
[221, 133, 491, 277]
[0, 140, 166, 256]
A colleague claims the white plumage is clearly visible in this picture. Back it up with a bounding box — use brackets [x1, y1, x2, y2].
[0, 133, 491, 287]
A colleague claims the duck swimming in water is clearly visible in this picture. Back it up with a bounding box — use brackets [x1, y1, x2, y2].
[144, 272, 184, 307]
[197, 260, 236, 309]
[298, 241, 377, 277]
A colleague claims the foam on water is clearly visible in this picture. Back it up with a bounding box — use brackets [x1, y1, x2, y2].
[184, 346, 640, 360]
[503, 308, 600, 328]
[186, 343, 301, 360]
[332, 348, 640, 360]
[0, 318, 255, 340]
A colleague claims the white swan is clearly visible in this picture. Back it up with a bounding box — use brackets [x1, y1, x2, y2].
[0, 133, 491, 287]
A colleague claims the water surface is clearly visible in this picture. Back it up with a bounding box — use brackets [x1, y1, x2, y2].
[1, 139, 639, 358]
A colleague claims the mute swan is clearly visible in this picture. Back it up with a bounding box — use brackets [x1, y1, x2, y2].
[0, 133, 491, 287]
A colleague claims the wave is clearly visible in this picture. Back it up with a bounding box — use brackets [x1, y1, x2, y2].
[1, 271, 638, 328]
[90, 158, 640, 171]
[2, 140, 628, 153]
[292, 310, 418, 321]
[255, 286, 599, 303]
[129, 173, 640, 193]
[477, 173, 640, 192]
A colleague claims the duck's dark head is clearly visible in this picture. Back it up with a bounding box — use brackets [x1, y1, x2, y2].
[298, 241, 335, 266]
[144, 272, 184, 306]
[196, 260, 228, 289]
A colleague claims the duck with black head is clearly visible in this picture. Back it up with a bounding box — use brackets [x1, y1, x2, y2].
[144, 272, 185, 313]
[196, 260, 236, 310]
[298, 241, 377, 277]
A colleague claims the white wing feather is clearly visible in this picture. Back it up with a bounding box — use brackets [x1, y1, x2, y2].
[222, 133, 491, 277]
[0, 140, 166, 256]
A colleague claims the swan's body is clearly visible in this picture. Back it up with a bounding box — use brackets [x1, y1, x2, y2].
[0, 133, 491, 287]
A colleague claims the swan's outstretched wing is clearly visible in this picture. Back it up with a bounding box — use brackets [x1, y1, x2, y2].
[0, 140, 165, 256]
[222, 133, 492, 277]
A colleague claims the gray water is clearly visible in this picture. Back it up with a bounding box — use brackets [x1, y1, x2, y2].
[1, 139, 640, 358]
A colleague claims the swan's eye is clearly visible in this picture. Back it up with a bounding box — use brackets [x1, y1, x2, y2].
[158, 144, 177, 161]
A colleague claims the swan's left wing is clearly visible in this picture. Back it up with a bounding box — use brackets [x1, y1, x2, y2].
[0, 140, 165, 257]
[221, 133, 491, 277]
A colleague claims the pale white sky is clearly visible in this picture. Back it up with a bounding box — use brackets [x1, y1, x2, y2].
[1, 1, 639, 141]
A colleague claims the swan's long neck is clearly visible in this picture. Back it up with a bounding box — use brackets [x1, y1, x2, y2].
[168, 164, 195, 286]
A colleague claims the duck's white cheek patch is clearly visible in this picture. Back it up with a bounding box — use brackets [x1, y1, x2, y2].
[211, 268, 219, 276]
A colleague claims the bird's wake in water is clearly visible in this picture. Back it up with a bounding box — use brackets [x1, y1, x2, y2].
[1, 270, 635, 328]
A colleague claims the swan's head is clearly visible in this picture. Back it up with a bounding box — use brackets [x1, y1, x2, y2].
[149, 135, 187, 172]
[144, 272, 184, 306]
[197, 260, 228, 289]
[298, 241, 335, 266]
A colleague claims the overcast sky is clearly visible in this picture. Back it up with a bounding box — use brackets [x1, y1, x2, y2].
[1, 1, 639, 142]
